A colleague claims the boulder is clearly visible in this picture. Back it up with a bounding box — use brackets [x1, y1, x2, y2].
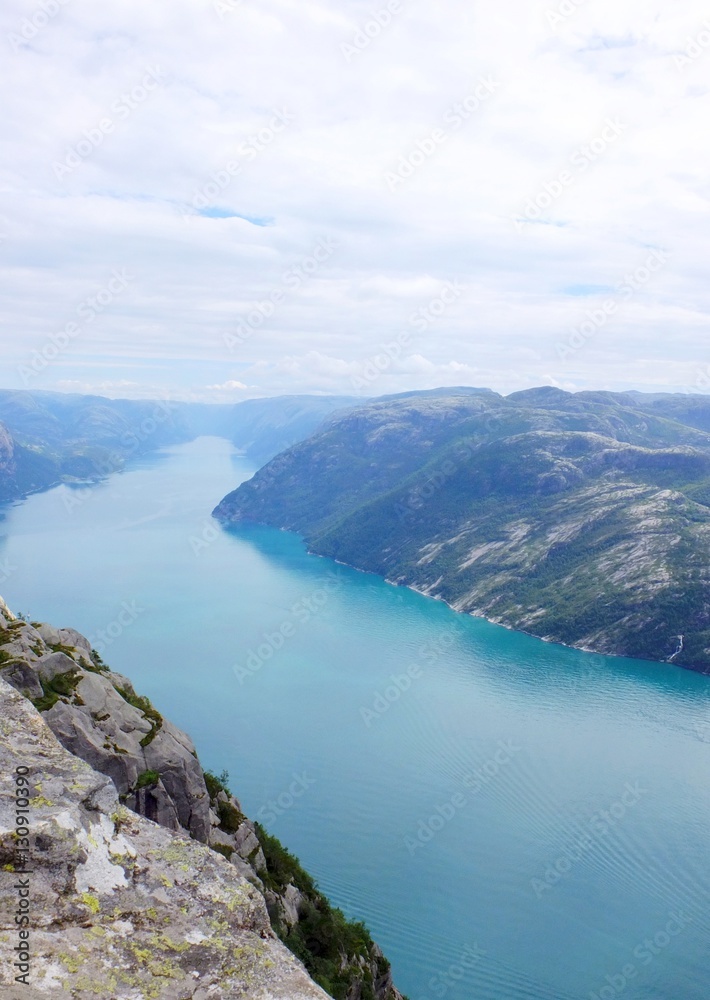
[0, 660, 43, 701]
[36, 651, 80, 683]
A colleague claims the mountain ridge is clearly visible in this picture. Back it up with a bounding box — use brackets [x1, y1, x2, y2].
[214, 386, 710, 673]
[0, 389, 364, 502]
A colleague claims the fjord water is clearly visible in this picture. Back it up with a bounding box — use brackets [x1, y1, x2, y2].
[2, 437, 710, 1000]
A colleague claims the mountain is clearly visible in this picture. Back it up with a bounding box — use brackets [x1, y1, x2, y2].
[0, 389, 363, 501]
[214, 387, 710, 673]
[0, 390, 199, 501]
[218, 394, 363, 465]
[0, 598, 404, 1000]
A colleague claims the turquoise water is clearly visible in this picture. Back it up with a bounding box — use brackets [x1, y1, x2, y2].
[2, 436, 710, 1000]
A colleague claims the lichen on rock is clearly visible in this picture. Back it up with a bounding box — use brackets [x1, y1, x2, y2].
[0, 600, 406, 999]
[0, 676, 329, 998]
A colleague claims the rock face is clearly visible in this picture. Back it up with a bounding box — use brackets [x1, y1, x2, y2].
[0, 608, 210, 844]
[0, 600, 405, 1000]
[214, 387, 710, 672]
[0, 421, 16, 501]
[0, 676, 329, 999]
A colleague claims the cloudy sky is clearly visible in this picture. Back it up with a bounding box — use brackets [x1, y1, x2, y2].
[1, 0, 709, 402]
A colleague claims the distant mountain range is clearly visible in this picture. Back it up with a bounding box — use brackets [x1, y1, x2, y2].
[0, 388, 361, 501]
[215, 386, 710, 674]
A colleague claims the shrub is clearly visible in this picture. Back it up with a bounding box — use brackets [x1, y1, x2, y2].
[115, 686, 163, 747]
[32, 669, 81, 713]
[135, 770, 160, 790]
[217, 801, 244, 833]
[204, 769, 230, 799]
[254, 823, 398, 999]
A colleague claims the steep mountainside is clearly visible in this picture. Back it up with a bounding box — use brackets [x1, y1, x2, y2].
[220, 395, 362, 465]
[0, 389, 363, 501]
[0, 599, 404, 1000]
[0, 391, 197, 499]
[214, 387, 710, 673]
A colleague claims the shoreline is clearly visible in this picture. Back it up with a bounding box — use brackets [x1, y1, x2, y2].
[312, 548, 710, 677]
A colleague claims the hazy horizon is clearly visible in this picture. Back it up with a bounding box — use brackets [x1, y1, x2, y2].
[3, 1, 710, 402]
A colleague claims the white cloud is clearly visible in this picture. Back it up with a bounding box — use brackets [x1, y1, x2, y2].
[1, 0, 709, 401]
[206, 379, 248, 390]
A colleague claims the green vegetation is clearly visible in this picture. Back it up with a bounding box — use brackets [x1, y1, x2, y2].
[217, 800, 244, 833]
[203, 768, 231, 799]
[201, 761, 403, 1000]
[32, 668, 81, 713]
[255, 824, 400, 1000]
[203, 770, 246, 834]
[212, 843, 234, 861]
[135, 770, 160, 790]
[90, 648, 110, 671]
[216, 388, 710, 672]
[48, 641, 79, 657]
[115, 686, 163, 746]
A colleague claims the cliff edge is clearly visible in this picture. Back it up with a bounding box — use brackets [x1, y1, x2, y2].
[0, 599, 404, 1000]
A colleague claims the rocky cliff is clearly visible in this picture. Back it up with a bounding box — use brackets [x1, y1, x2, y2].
[0, 599, 404, 1000]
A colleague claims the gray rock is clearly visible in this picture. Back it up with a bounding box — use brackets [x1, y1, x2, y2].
[0, 677, 330, 999]
[282, 883, 305, 927]
[0, 660, 43, 700]
[35, 651, 79, 683]
[34, 622, 63, 646]
[143, 720, 211, 842]
[126, 777, 182, 831]
[0, 604, 405, 1000]
[56, 626, 93, 654]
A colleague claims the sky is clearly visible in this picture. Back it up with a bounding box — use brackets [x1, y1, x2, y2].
[1, 0, 709, 403]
